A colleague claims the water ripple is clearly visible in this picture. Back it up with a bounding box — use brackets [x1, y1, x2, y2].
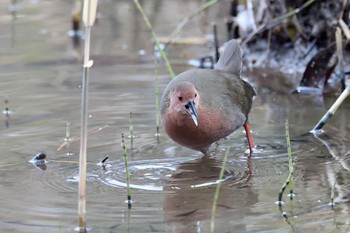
[97, 155, 273, 192]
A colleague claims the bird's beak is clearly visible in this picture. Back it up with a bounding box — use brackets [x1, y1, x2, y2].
[185, 99, 198, 126]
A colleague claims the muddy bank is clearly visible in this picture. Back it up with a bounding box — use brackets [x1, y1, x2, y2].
[234, 0, 350, 94]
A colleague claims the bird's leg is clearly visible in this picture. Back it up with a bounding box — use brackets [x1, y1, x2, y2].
[243, 121, 254, 154]
[201, 147, 211, 156]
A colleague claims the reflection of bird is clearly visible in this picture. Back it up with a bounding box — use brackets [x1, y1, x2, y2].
[160, 40, 256, 155]
[162, 156, 256, 233]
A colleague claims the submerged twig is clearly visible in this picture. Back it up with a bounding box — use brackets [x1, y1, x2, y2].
[77, 0, 98, 231]
[330, 180, 336, 208]
[127, 205, 131, 233]
[210, 147, 230, 233]
[122, 133, 132, 208]
[133, 0, 175, 78]
[100, 155, 109, 164]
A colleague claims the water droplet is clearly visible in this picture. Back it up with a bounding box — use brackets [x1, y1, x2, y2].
[74, 226, 92, 232]
[65, 152, 74, 156]
[287, 193, 295, 198]
[124, 199, 133, 204]
[67, 30, 83, 37]
[2, 109, 12, 116]
[275, 201, 284, 206]
[138, 49, 146, 56]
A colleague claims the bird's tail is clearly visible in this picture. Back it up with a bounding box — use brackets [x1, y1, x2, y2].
[214, 39, 242, 75]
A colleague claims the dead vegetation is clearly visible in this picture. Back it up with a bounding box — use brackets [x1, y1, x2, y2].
[230, 0, 350, 94]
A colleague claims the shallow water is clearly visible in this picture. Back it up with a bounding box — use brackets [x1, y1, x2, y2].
[1, 1, 350, 233]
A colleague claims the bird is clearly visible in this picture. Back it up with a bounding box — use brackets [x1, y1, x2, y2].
[160, 39, 255, 156]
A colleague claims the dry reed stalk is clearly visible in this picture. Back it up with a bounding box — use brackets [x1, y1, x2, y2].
[77, 0, 98, 231]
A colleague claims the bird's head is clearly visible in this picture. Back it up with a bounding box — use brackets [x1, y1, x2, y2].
[169, 82, 199, 126]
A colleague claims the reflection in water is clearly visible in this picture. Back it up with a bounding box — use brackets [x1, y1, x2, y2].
[167, 155, 253, 188]
[163, 155, 256, 233]
[277, 128, 350, 232]
[312, 128, 350, 206]
[9, 0, 17, 48]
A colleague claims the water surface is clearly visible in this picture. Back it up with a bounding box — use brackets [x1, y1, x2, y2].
[1, 1, 350, 233]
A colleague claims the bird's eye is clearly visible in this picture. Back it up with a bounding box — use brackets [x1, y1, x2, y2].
[178, 96, 183, 101]
[195, 93, 197, 98]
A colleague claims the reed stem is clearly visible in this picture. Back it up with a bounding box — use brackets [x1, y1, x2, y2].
[129, 112, 134, 145]
[167, 0, 219, 47]
[77, 0, 98, 231]
[154, 53, 160, 137]
[133, 0, 175, 78]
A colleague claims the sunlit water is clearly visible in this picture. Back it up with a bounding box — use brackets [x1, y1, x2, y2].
[1, 1, 350, 233]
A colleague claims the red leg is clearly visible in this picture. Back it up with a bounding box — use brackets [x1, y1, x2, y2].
[243, 121, 254, 154]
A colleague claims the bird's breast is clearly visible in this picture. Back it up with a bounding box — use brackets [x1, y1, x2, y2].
[162, 106, 244, 150]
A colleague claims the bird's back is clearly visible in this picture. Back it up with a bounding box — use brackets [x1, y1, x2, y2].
[171, 69, 255, 118]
